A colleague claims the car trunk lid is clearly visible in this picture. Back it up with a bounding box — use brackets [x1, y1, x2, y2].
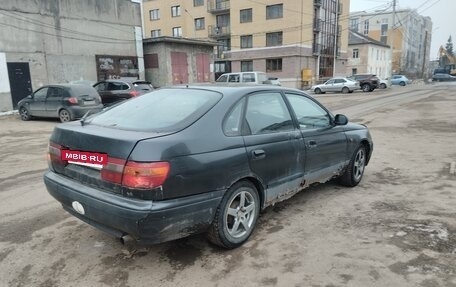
[48, 122, 171, 198]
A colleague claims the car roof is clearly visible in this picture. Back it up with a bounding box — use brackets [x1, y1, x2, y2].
[164, 83, 301, 96]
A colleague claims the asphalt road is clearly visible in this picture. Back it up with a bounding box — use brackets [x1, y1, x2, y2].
[1, 83, 455, 287]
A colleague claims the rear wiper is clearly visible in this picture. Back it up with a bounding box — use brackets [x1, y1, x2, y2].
[80, 111, 91, 126]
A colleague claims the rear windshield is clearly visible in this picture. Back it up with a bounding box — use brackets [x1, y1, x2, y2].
[69, 85, 99, 97]
[88, 88, 222, 132]
[133, 83, 153, 91]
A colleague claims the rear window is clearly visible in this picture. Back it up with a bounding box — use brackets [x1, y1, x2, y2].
[133, 83, 153, 91]
[69, 85, 99, 97]
[88, 88, 222, 132]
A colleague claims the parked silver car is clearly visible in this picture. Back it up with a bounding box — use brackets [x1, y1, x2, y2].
[311, 77, 360, 94]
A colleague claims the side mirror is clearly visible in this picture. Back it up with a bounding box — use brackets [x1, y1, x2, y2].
[334, 114, 348, 125]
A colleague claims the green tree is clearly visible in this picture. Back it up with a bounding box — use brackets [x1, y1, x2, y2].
[445, 35, 454, 56]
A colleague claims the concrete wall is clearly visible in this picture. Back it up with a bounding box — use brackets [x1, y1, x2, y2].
[0, 0, 141, 111]
[0, 53, 12, 111]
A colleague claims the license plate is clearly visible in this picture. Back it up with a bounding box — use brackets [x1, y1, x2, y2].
[61, 150, 108, 169]
[84, 100, 95, 105]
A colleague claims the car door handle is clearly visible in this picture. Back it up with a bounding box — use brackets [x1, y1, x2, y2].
[252, 149, 266, 159]
[307, 140, 317, 148]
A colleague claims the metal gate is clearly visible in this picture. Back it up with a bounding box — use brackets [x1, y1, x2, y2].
[196, 53, 210, 82]
[171, 52, 188, 84]
[7, 62, 33, 109]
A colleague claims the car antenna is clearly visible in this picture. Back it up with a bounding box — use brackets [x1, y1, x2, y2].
[80, 110, 91, 126]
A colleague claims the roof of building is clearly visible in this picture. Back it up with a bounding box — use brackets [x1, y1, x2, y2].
[348, 30, 390, 48]
[143, 36, 218, 47]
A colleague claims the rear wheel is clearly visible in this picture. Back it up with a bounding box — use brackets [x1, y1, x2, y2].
[362, 84, 371, 92]
[207, 181, 260, 249]
[59, 109, 72, 122]
[19, 107, 31, 121]
[314, 88, 322, 94]
[339, 145, 367, 187]
[399, 81, 406, 86]
[380, 83, 387, 89]
[342, 87, 349, 94]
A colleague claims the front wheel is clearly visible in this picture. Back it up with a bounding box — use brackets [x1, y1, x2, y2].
[59, 109, 72, 122]
[314, 88, 322, 94]
[19, 107, 31, 121]
[339, 145, 367, 187]
[380, 83, 387, 89]
[362, 84, 371, 92]
[342, 87, 349, 94]
[207, 181, 260, 249]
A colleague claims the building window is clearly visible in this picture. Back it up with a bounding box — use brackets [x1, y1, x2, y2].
[240, 35, 253, 48]
[352, 48, 359, 58]
[193, 0, 204, 7]
[195, 18, 205, 30]
[150, 9, 159, 20]
[266, 4, 283, 19]
[266, 58, 282, 72]
[151, 29, 161, 38]
[363, 20, 369, 35]
[350, 18, 359, 32]
[172, 27, 182, 37]
[241, 61, 253, 72]
[266, 31, 283, 47]
[240, 8, 252, 23]
[171, 5, 181, 17]
[145, 54, 159, 69]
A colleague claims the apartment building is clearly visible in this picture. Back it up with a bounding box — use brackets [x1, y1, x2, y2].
[143, 0, 350, 88]
[347, 30, 390, 79]
[349, 9, 432, 78]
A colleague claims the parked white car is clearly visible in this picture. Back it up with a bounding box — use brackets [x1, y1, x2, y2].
[216, 72, 280, 85]
[311, 77, 360, 94]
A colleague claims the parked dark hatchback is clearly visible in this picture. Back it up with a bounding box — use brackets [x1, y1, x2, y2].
[93, 79, 154, 106]
[348, 74, 379, 92]
[44, 85, 373, 249]
[18, 84, 103, 122]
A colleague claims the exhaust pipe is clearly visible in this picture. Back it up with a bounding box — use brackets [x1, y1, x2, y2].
[119, 234, 132, 245]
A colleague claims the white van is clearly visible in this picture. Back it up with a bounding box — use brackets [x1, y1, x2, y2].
[215, 72, 280, 85]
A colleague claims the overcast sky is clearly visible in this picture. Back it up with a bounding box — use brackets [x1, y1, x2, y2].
[350, 0, 453, 60]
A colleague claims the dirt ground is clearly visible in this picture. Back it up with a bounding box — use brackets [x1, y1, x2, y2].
[0, 84, 455, 287]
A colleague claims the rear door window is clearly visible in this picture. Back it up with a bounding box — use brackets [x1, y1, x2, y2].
[94, 82, 107, 92]
[107, 82, 128, 91]
[245, 92, 294, 135]
[88, 88, 222, 132]
[242, 73, 255, 82]
[228, 74, 240, 82]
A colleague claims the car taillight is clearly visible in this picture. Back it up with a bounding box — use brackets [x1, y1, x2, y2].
[67, 97, 78, 104]
[129, 90, 140, 97]
[47, 142, 66, 171]
[101, 158, 170, 189]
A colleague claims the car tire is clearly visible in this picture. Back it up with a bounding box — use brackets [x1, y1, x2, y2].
[362, 84, 371, 92]
[399, 81, 406, 86]
[207, 181, 260, 249]
[380, 83, 387, 89]
[314, 88, 322, 94]
[339, 144, 367, 187]
[59, 109, 72, 122]
[342, 87, 349, 94]
[19, 106, 32, 121]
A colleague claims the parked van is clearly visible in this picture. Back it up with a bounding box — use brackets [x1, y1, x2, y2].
[216, 72, 280, 85]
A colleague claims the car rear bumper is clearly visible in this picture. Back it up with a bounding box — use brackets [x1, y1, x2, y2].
[44, 171, 224, 244]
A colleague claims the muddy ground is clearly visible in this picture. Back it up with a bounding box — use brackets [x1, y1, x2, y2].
[0, 84, 455, 287]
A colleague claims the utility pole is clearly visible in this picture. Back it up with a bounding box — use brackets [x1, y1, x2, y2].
[333, 0, 339, 77]
[388, 0, 396, 86]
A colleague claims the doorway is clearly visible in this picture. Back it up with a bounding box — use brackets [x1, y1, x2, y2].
[7, 62, 33, 109]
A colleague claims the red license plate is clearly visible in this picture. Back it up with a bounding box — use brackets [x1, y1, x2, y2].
[61, 150, 108, 166]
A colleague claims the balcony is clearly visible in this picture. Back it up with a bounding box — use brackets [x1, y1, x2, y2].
[208, 25, 230, 38]
[313, 19, 321, 32]
[314, 0, 322, 7]
[207, 0, 230, 14]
